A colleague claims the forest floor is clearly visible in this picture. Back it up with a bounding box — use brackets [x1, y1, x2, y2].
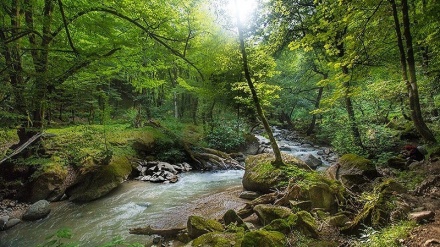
[403, 159, 440, 247]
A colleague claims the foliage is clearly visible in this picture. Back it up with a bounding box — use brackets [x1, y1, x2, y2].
[205, 120, 246, 152]
[355, 221, 417, 247]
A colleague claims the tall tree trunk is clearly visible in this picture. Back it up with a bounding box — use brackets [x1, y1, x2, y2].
[235, 1, 283, 167]
[342, 66, 364, 148]
[306, 86, 324, 136]
[389, 0, 437, 143]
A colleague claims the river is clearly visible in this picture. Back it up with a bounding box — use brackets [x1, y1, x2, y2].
[0, 127, 336, 246]
[0, 170, 245, 247]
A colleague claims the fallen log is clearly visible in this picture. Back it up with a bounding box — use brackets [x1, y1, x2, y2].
[129, 225, 186, 237]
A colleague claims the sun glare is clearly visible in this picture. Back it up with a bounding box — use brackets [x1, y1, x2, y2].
[227, 0, 258, 24]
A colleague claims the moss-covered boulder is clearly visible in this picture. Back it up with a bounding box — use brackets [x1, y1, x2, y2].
[327, 154, 379, 191]
[261, 211, 318, 238]
[27, 167, 67, 203]
[66, 155, 132, 202]
[189, 232, 242, 247]
[242, 153, 308, 193]
[241, 230, 286, 247]
[306, 183, 338, 213]
[187, 215, 225, 239]
[327, 214, 350, 227]
[253, 204, 293, 225]
[223, 209, 247, 230]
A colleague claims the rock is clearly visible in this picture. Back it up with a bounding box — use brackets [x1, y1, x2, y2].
[191, 232, 242, 247]
[317, 150, 325, 155]
[329, 154, 379, 191]
[241, 230, 286, 247]
[239, 191, 260, 200]
[253, 204, 293, 225]
[242, 153, 308, 193]
[0, 215, 9, 230]
[302, 154, 323, 170]
[327, 214, 350, 227]
[223, 209, 247, 230]
[280, 146, 292, 151]
[27, 171, 67, 202]
[22, 200, 51, 221]
[5, 218, 20, 229]
[66, 156, 132, 202]
[307, 183, 338, 213]
[187, 215, 224, 239]
[295, 211, 319, 237]
[408, 211, 435, 223]
[289, 200, 312, 211]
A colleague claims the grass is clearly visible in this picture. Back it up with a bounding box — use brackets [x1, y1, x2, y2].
[355, 220, 417, 247]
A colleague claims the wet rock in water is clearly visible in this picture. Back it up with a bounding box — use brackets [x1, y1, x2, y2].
[22, 200, 50, 221]
[280, 146, 292, 151]
[187, 215, 224, 239]
[5, 218, 20, 229]
[239, 191, 261, 200]
[66, 156, 132, 202]
[302, 154, 323, 170]
[0, 215, 9, 230]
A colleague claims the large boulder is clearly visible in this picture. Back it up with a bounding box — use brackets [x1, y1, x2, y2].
[22, 200, 51, 221]
[306, 183, 338, 213]
[241, 230, 286, 247]
[27, 170, 67, 202]
[253, 204, 293, 225]
[187, 215, 224, 239]
[326, 154, 379, 191]
[66, 155, 132, 202]
[242, 153, 309, 193]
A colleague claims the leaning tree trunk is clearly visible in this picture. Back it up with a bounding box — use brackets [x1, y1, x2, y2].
[390, 0, 437, 143]
[235, 1, 283, 167]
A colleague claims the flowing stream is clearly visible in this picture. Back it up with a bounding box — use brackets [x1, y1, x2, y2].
[0, 127, 335, 247]
[0, 170, 244, 247]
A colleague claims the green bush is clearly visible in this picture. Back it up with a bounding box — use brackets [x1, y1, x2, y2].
[205, 122, 245, 152]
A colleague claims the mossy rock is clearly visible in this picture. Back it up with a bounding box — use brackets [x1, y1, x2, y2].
[242, 153, 308, 193]
[263, 214, 298, 234]
[190, 232, 242, 247]
[223, 209, 248, 230]
[253, 204, 293, 225]
[295, 211, 319, 238]
[66, 155, 132, 202]
[27, 168, 67, 203]
[333, 154, 379, 191]
[241, 230, 286, 247]
[306, 183, 338, 213]
[187, 215, 225, 239]
[327, 214, 350, 227]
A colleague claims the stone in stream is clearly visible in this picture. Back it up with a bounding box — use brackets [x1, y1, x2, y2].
[302, 154, 323, 170]
[22, 200, 51, 221]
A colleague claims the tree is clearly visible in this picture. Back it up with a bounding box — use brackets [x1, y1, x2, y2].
[234, 0, 283, 167]
[389, 0, 437, 143]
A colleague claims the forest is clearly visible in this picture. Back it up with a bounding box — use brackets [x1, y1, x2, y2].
[1, 0, 440, 246]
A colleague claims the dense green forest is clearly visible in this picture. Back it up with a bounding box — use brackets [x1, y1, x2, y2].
[1, 0, 439, 152]
[1, 0, 440, 246]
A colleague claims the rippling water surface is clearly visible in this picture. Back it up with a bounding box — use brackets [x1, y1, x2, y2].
[0, 170, 244, 247]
